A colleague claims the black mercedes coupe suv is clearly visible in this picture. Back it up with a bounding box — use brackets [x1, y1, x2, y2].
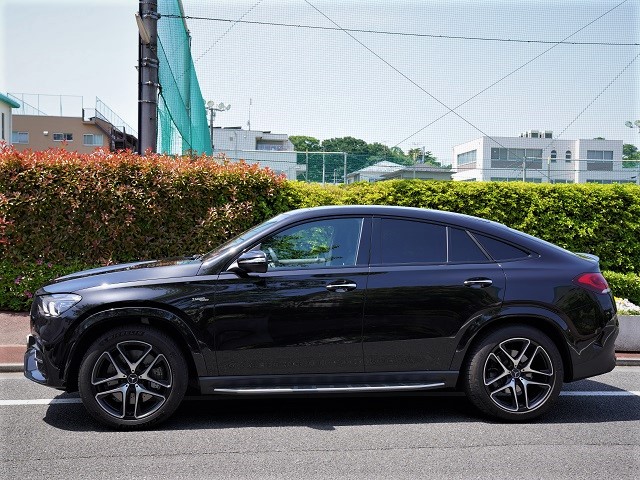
[25, 206, 618, 429]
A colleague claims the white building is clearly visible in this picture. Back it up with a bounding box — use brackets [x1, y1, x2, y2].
[452, 131, 634, 184]
[0, 93, 20, 145]
[346, 160, 404, 184]
[212, 127, 298, 179]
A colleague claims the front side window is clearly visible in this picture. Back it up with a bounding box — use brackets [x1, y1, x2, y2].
[260, 217, 363, 270]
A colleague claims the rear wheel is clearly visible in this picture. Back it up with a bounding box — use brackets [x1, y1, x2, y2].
[464, 325, 563, 421]
[78, 325, 188, 429]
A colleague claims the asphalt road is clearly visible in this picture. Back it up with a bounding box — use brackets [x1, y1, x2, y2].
[1, 368, 639, 479]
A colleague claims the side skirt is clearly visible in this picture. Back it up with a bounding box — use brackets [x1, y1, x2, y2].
[198, 371, 459, 395]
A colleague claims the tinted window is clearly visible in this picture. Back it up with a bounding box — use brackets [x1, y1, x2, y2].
[261, 218, 363, 270]
[379, 219, 446, 264]
[473, 233, 529, 261]
[449, 228, 489, 263]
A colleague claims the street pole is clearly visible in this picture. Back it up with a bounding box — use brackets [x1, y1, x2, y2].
[306, 150, 309, 182]
[137, 0, 159, 154]
[322, 149, 326, 186]
[343, 152, 347, 184]
[208, 108, 214, 152]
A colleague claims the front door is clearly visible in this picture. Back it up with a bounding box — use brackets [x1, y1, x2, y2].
[213, 216, 370, 376]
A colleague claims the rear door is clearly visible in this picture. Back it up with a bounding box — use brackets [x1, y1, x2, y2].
[363, 217, 506, 372]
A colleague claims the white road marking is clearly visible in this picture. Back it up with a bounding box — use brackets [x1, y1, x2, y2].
[560, 391, 640, 396]
[0, 391, 638, 406]
[0, 398, 82, 405]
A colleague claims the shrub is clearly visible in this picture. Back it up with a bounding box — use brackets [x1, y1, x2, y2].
[0, 147, 287, 264]
[0, 259, 94, 311]
[603, 271, 640, 306]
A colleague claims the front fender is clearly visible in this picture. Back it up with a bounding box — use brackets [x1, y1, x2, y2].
[64, 306, 211, 382]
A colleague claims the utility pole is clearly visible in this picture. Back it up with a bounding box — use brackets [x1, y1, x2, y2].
[137, 0, 159, 154]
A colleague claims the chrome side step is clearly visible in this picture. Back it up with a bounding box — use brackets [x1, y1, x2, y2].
[213, 382, 445, 395]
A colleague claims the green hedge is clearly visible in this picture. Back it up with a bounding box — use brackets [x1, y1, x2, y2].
[603, 271, 640, 306]
[0, 148, 287, 264]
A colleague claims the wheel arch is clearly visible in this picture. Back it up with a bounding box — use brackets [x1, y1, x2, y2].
[63, 306, 208, 392]
[451, 310, 574, 384]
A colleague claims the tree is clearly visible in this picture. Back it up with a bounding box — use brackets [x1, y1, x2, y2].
[289, 136, 321, 152]
[623, 143, 640, 168]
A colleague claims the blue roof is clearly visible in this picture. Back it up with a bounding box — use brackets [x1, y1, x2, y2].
[0, 93, 20, 109]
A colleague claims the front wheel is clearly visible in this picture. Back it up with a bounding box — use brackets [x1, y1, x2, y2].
[464, 325, 563, 421]
[78, 325, 188, 429]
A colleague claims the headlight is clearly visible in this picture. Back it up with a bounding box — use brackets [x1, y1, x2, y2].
[37, 294, 82, 317]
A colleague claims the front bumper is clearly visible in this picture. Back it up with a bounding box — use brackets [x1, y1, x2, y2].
[24, 334, 47, 385]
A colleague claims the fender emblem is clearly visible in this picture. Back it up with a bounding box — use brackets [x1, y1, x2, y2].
[191, 297, 210, 302]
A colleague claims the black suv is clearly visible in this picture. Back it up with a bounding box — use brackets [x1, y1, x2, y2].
[25, 206, 618, 428]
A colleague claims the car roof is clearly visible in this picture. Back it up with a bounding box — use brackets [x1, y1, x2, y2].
[283, 205, 494, 228]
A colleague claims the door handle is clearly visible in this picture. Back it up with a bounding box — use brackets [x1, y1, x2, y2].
[326, 281, 357, 293]
[463, 278, 493, 288]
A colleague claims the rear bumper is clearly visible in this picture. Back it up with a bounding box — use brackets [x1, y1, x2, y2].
[569, 318, 619, 382]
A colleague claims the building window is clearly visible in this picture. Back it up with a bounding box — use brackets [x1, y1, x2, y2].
[490, 177, 541, 183]
[565, 150, 572, 160]
[586, 150, 614, 171]
[83, 134, 104, 146]
[586, 150, 613, 160]
[11, 131, 29, 144]
[256, 140, 286, 151]
[1, 113, 4, 140]
[550, 150, 557, 161]
[491, 148, 543, 160]
[53, 132, 73, 142]
[490, 148, 543, 169]
[457, 150, 477, 165]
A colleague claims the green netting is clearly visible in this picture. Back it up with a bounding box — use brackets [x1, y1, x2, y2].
[156, 0, 211, 156]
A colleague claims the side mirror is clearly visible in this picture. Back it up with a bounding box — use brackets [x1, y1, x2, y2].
[235, 250, 268, 274]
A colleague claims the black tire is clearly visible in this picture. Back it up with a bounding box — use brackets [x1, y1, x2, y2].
[464, 325, 563, 421]
[78, 325, 188, 430]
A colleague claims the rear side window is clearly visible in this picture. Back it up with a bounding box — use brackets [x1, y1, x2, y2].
[473, 233, 529, 261]
[449, 228, 489, 262]
[379, 218, 446, 264]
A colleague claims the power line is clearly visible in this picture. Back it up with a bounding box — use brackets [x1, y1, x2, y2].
[547, 51, 640, 150]
[162, 14, 639, 46]
[394, 0, 634, 148]
[192, 0, 265, 65]
[301, 0, 500, 148]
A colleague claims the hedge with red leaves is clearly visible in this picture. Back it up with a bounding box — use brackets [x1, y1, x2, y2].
[0, 147, 287, 264]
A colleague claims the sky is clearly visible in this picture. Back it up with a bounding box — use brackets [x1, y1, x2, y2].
[2, 0, 639, 163]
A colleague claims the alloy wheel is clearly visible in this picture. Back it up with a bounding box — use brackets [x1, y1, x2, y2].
[482, 337, 555, 413]
[90, 340, 173, 420]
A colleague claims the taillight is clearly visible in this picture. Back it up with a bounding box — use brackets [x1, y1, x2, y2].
[573, 273, 610, 294]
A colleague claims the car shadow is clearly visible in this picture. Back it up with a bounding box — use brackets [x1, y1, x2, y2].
[42, 378, 640, 432]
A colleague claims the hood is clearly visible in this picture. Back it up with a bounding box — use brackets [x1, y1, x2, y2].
[40, 256, 203, 294]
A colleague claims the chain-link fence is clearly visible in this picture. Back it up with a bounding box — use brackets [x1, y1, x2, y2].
[218, 150, 640, 185]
